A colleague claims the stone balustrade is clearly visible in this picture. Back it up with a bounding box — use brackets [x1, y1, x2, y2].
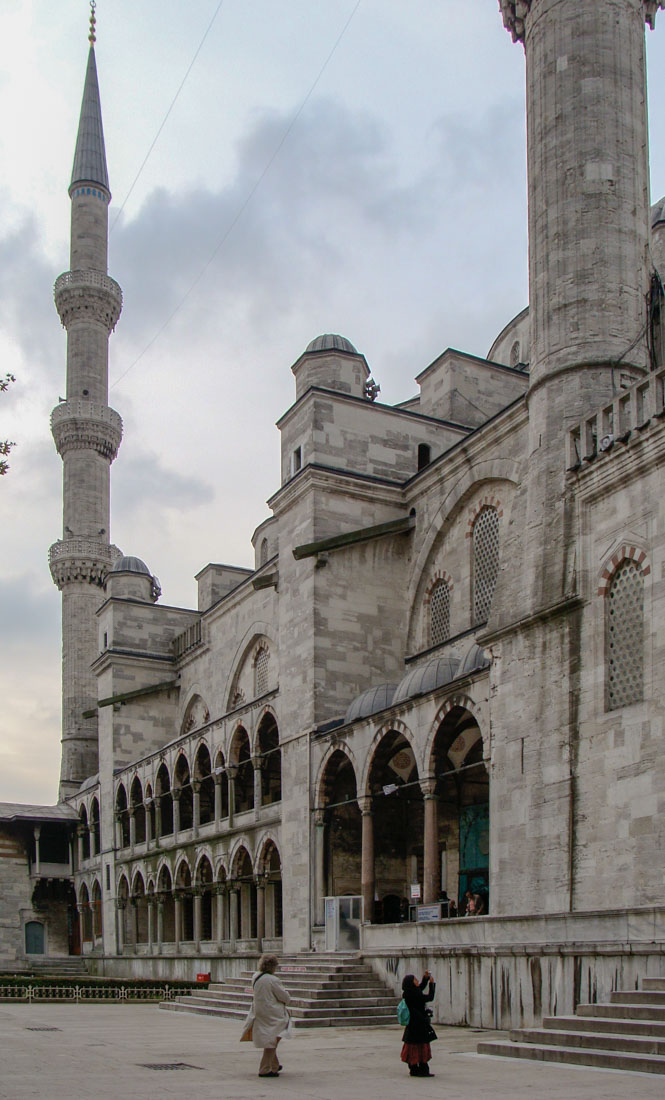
[567, 366, 665, 469]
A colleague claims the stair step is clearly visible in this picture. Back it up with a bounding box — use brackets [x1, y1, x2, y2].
[160, 1001, 394, 1028]
[611, 990, 665, 1005]
[478, 1039, 665, 1074]
[577, 1002, 665, 1021]
[643, 978, 665, 992]
[513, 1027, 665, 1056]
[543, 1014, 665, 1039]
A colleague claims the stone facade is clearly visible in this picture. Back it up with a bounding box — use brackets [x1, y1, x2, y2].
[3, 1, 665, 1028]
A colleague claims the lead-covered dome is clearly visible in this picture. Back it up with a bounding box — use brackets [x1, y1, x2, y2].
[305, 334, 358, 355]
[111, 555, 151, 575]
[344, 683, 397, 725]
[393, 656, 459, 705]
[458, 643, 490, 678]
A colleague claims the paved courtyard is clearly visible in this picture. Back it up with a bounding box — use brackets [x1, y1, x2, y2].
[1, 1003, 664, 1099]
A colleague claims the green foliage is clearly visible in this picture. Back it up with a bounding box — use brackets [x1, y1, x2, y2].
[0, 373, 16, 476]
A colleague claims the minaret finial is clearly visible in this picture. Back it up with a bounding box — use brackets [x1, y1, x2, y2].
[89, 1, 96, 45]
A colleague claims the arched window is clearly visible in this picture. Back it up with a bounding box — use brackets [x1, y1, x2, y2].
[254, 646, 270, 697]
[472, 507, 499, 625]
[606, 560, 644, 710]
[429, 579, 450, 646]
[417, 443, 431, 470]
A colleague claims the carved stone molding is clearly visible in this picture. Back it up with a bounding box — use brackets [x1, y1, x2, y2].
[49, 538, 122, 590]
[54, 270, 123, 332]
[500, 0, 665, 43]
[51, 400, 123, 460]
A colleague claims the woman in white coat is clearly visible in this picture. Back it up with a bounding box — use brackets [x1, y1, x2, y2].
[250, 954, 291, 1077]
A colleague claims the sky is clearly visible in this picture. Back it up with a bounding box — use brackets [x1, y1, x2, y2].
[3, 0, 665, 805]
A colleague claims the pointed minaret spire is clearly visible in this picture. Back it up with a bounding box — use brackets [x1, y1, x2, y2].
[50, 10, 123, 799]
[70, 32, 110, 195]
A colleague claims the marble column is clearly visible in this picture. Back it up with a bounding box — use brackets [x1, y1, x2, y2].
[172, 789, 181, 837]
[193, 887, 202, 948]
[129, 808, 136, 849]
[253, 757, 262, 813]
[359, 796, 375, 924]
[145, 800, 153, 847]
[156, 895, 164, 952]
[422, 779, 439, 905]
[77, 824, 85, 867]
[215, 885, 226, 946]
[229, 885, 239, 944]
[154, 798, 162, 840]
[226, 766, 237, 828]
[192, 780, 201, 838]
[256, 878, 266, 945]
[214, 775, 222, 824]
[147, 898, 154, 951]
[115, 899, 126, 954]
[174, 892, 183, 950]
[313, 810, 326, 926]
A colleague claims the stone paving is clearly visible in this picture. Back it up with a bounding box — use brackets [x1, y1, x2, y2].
[2, 1003, 665, 1099]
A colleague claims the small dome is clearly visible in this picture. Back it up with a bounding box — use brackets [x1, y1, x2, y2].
[652, 197, 665, 229]
[305, 334, 358, 355]
[393, 656, 459, 705]
[345, 683, 397, 725]
[111, 555, 151, 575]
[458, 643, 490, 678]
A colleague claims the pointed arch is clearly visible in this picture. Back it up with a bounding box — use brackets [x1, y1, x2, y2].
[194, 741, 215, 826]
[229, 725, 254, 813]
[256, 709, 281, 805]
[224, 625, 278, 711]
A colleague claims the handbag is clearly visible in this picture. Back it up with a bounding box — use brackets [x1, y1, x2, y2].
[239, 1010, 254, 1042]
[280, 1010, 295, 1040]
[397, 998, 410, 1025]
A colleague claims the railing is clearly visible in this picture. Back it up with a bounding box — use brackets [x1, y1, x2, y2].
[173, 620, 202, 660]
[567, 366, 665, 469]
[48, 540, 121, 567]
[54, 270, 123, 307]
[0, 984, 180, 1002]
[51, 401, 123, 433]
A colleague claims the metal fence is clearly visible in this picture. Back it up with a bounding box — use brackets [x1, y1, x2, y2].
[0, 983, 182, 1002]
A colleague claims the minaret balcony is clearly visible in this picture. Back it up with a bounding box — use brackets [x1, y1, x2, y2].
[51, 400, 123, 460]
[54, 270, 123, 332]
[49, 539, 122, 590]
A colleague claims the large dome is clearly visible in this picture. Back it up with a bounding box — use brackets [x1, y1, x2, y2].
[305, 334, 358, 355]
[110, 555, 151, 575]
[652, 196, 665, 228]
[344, 683, 397, 725]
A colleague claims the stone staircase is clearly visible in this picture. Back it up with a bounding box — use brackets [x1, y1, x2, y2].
[477, 975, 665, 1075]
[23, 957, 89, 977]
[160, 954, 397, 1028]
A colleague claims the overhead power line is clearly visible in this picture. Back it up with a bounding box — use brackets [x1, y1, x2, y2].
[111, 0, 362, 389]
[110, 0, 226, 234]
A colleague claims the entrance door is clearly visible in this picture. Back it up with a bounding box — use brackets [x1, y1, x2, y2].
[324, 896, 362, 950]
[25, 921, 45, 955]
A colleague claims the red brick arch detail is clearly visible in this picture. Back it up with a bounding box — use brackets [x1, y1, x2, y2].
[597, 546, 651, 596]
[423, 571, 454, 605]
[465, 498, 503, 539]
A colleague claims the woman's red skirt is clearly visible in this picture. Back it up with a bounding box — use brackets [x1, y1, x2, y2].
[400, 1042, 432, 1066]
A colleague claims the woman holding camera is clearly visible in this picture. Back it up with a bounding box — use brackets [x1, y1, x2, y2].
[400, 970, 437, 1078]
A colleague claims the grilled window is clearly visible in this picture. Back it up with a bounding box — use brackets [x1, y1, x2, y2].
[473, 507, 499, 624]
[430, 579, 450, 646]
[606, 560, 644, 710]
[255, 647, 270, 697]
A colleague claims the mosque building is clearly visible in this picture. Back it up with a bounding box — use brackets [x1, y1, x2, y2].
[2, 0, 665, 1026]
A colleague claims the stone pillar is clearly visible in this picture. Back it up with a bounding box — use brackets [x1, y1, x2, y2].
[215, 885, 226, 946]
[172, 789, 181, 837]
[229, 884, 239, 944]
[313, 810, 326, 926]
[214, 775, 223, 824]
[76, 824, 85, 867]
[174, 892, 183, 950]
[193, 887, 202, 949]
[130, 897, 139, 949]
[253, 757, 263, 812]
[154, 798, 162, 840]
[422, 780, 439, 905]
[192, 780, 201, 838]
[114, 812, 122, 851]
[116, 899, 126, 954]
[256, 878, 266, 945]
[227, 766, 237, 828]
[147, 897, 154, 951]
[359, 797, 375, 924]
[145, 801, 153, 847]
[156, 895, 164, 952]
[128, 808, 136, 849]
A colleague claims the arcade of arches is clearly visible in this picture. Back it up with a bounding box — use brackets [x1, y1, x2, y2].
[114, 841, 283, 952]
[317, 708, 489, 922]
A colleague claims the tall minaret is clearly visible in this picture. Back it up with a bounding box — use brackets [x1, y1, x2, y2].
[50, 4, 123, 799]
[500, 0, 662, 611]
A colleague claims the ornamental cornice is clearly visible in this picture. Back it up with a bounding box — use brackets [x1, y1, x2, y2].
[500, 0, 665, 42]
[51, 400, 123, 460]
[49, 539, 122, 590]
[54, 270, 123, 333]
